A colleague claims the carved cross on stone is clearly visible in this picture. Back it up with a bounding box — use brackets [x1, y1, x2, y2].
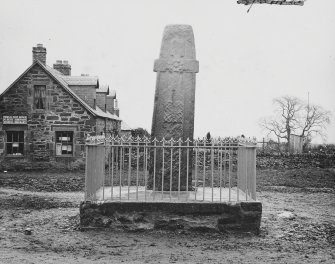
[151, 25, 198, 141]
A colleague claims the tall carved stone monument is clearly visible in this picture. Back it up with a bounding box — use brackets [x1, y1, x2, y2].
[149, 25, 199, 191]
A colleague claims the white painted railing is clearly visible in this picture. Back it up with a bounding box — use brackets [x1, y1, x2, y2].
[85, 137, 257, 202]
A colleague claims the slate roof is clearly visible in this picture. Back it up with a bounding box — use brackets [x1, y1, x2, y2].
[96, 84, 109, 94]
[0, 60, 120, 121]
[95, 106, 120, 120]
[62, 76, 99, 87]
[45, 66, 99, 87]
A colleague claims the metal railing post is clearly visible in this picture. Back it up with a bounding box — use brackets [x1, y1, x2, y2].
[178, 139, 181, 200]
[153, 138, 157, 200]
[219, 140, 223, 202]
[144, 139, 148, 201]
[85, 145, 88, 201]
[194, 140, 198, 201]
[170, 139, 173, 201]
[203, 139, 206, 201]
[161, 138, 165, 199]
[228, 142, 232, 202]
[245, 146, 248, 201]
[211, 139, 214, 202]
[136, 138, 139, 201]
[111, 138, 114, 200]
[119, 140, 123, 201]
[128, 143, 132, 200]
[186, 138, 190, 201]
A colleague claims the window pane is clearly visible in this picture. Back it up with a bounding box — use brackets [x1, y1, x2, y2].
[62, 144, 68, 154]
[13, 131, 19, 142]
[6, 143, 12, 154]
[18, 131, 24, 142]
[34, 85, 46, 109]
[19, 143, 24, 154]
[7, 131, 13, 142]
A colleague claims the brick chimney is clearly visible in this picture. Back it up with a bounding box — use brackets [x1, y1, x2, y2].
[32, 44, 46, 65]
[53, 60, 71, 75]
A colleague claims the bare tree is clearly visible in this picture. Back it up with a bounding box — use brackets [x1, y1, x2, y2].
[299, 104, 331, 140]
[260, 95, 331, 147]
[260, 96, 301, 145]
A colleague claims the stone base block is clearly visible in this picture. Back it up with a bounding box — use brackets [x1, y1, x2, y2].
[80, 201, 262, 233]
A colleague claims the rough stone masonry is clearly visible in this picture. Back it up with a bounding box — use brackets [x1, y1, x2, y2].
[149, 25, 199, 191]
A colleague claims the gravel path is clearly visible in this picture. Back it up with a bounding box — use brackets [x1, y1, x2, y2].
[0, 186, 334, 263]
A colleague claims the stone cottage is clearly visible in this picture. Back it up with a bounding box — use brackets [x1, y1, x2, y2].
[0, 44, 121, 168]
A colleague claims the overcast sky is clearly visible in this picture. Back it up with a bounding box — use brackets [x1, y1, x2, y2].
[0, 0, 334, 143]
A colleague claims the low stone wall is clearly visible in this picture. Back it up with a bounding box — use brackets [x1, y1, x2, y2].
[80, 201, 262, 233]
[0, 157, 85, 171]
[257, 154, 335, 169]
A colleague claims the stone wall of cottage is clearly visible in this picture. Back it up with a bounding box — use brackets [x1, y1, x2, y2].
[0, 64, 98, 163]
[95, 118, 106, 136]
[107, 119, 121, 137]
[95, 118, 121, 137]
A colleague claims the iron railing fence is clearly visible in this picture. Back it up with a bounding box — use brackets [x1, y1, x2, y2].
[85, 136, 257, 203]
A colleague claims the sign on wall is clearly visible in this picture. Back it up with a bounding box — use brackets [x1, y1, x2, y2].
[2, 115, 27, 124]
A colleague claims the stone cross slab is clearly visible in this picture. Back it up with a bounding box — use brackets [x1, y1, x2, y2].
[151, 24, 199, 141]
[149, 25, 199, 192]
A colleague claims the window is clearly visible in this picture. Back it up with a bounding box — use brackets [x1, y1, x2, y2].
[6, 131, 24, 155]
[55, 131, 73, 156]
[34, 85, 46, 109]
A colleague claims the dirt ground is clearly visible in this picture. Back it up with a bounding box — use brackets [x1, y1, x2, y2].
[0, 168, 334, 263]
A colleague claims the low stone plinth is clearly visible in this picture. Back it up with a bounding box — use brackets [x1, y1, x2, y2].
[80, 201, 262, 233]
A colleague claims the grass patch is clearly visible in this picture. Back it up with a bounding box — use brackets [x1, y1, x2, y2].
[257, 168, 335, 191]
[0, 171, 84, 192]
[1, 167, 334, 193]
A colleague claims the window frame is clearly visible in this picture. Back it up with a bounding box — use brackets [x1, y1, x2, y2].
[6, 130, 25, 156]
[55, 131, 74, 157]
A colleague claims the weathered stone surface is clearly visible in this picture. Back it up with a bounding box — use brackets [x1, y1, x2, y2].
[149, 25, 199, 191]
[79, 201, 262, 233]
[151, 24, 198, 141]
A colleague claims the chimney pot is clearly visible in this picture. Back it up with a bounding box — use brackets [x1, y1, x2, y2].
[53, 59, 71, 76]
[37, 44, 43, 48]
